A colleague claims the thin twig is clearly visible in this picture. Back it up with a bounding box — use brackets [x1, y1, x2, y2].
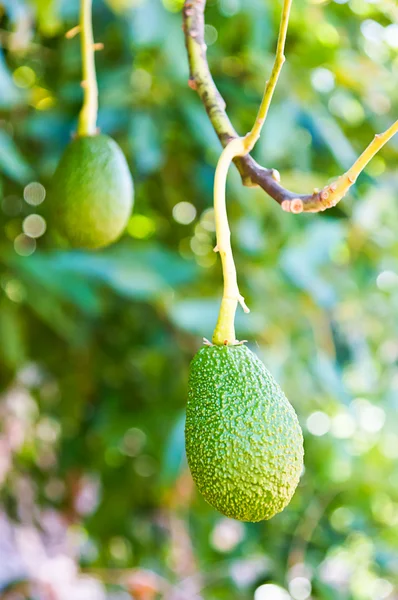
[77, 0, 98, 137]
[244, 0, 292, 152]
[183, 0, 398, 214]
[299, 119, 398, 212]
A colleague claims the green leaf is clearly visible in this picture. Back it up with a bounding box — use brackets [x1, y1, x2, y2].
[0, 130, 34, 184]
[0, 300, 25, 369]
[160, 413, 186, 488]
[0, 50, 23, 109]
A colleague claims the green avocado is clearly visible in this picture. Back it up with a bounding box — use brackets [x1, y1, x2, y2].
[185, 344, 304, 522]
[49, 134, 133, 249]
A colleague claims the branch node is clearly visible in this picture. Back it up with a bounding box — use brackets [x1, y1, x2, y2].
[320, 189, 329, 201]
[281, 200, 291, 212]
[188, 78, 198, 90]
[93, 42, 104, 51]
[238, 295, 250, 313]
[65, 25, 80, 39]
[271, 168, 281, 182]
[290, 198, 304, 214]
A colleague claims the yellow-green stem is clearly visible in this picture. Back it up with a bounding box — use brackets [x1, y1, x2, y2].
[212, 138, 250, 346]
[313, 119, 398, 208]
[243, 0, 293, 152]
[77, 0, 98, 137]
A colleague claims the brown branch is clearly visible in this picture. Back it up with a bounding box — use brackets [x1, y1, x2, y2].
[182, 0, 398, 214]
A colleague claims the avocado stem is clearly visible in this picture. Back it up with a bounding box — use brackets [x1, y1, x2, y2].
[212, 138, 250, 346]
[77, 0, 98, 137]
[209, 0, 294, 346]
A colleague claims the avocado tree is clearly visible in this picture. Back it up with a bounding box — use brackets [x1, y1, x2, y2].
[0, 0, 397, 599]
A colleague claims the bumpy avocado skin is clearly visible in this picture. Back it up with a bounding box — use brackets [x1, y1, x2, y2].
[185, 345, 304, 522]
[49, 134, 133, 249]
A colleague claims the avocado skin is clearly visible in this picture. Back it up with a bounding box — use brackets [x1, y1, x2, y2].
[49, 134, 133, 249]
[185, 344, 304, 522]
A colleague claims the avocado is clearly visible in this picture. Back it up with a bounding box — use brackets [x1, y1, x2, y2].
[185, 344, 304, 522]
[49, 134, 133, 249]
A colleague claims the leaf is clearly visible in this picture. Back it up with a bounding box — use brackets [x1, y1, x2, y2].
[8, 245, 198, 304]
[313, 351, 351, 405]
[160, 413, 186, 488]
[281, 220, 345, 308]
[257, 99, 299, 163]
[24, 285, 84, 343]
[129, 0, 168, 46]
[0, 130, 34, 184]
[180, 102, 221, 154]
[30, 0, 62, 35]
[129, 112, 164, 175]
[0, 300, 25, 369]
[7, 254, 103, 316]
[0, 50, 23, 109]
[308, 104, 358, 170]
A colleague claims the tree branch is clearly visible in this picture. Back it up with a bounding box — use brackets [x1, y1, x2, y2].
[182, 0, 398, 214]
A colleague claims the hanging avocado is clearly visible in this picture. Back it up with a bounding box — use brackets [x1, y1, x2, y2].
[49, 134, 133, 249]
[48, 0, 133, 249]
[185, 343, 304, 522]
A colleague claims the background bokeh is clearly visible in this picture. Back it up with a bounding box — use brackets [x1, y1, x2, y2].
[1, 0, 398, 598]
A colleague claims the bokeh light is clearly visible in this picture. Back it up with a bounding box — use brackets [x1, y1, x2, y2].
[14, 233, 36, 256]
[210, 518, 245, 552]
[127, 214, 156, 239]
[13, 65, 36, 88]
[254, 584, 291, 600]
[24, 182, 46, 206]
[172, 201, 197, 225]
[288, 577, 312, 600]
[23, 214, 47, 238]
[306, 411, 331, 436]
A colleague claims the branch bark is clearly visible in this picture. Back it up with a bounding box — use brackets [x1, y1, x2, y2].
[182, 0, 398, 214]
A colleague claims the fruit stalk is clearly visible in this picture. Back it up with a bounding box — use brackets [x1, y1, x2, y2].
[211, 0, 292, 345]
[212, 138, 250, 346]
[77, 0, 98, 137]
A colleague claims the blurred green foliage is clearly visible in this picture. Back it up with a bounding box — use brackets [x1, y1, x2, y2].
[0, 0, 398, 598]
